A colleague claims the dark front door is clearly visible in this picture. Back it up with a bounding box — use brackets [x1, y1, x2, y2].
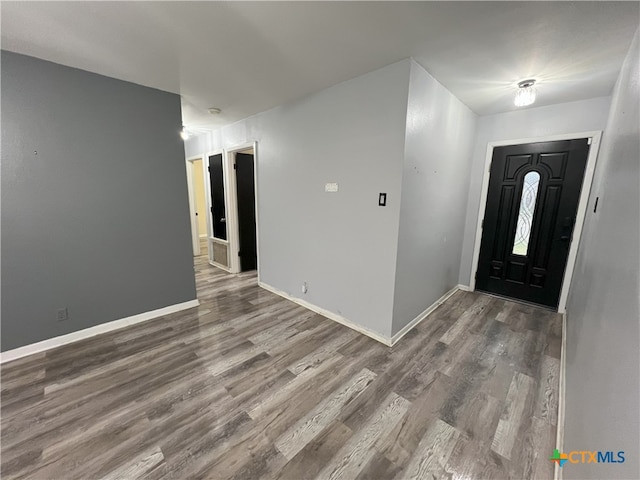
[208, 153, 227, 240]
[476, 139, 590, 308]
[235, 153, 257, 271]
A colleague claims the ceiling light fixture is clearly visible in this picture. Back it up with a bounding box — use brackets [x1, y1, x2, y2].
[514, 79, 536, 107]
[208, 107, 222, 115]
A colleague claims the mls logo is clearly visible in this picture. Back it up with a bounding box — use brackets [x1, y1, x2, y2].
[550, 448, 625, 467]
[550, 449, 569, 467]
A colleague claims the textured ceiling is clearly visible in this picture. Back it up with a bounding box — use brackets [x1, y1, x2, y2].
[2, 2, 638, 129]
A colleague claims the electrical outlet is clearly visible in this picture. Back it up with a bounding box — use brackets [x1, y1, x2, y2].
[302, 282, 308, 294]
[57, 307, 68, 322]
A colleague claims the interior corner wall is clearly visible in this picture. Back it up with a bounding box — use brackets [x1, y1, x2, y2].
[391, 60, 477, 336]
[563, 30, 639, 480]
[458, 96, 613, 286]
[199, 59, 412, 339]
[1, 51, 197, 351]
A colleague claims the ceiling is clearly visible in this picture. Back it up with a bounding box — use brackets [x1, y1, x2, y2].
[2, 2, 638, 130]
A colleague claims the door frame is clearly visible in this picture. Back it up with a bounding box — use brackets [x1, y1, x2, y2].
[225, 141, 260, 277]
[469, 131, 602, 313]
[185, 155, 206, 256]
[204, 149, 232, 272]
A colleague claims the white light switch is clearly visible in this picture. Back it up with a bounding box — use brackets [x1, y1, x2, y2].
[325, 182, 339, 193]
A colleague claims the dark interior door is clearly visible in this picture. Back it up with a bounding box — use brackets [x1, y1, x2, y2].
[235, 153, 257, 271]
[476, 139, 589, 308]
[208, 154, 227, 240]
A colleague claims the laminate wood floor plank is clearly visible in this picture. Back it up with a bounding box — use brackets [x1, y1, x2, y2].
[354, 453, 403, 480]
[446, 435, 510, 479]
[544, 314, 563, 360]
[534, 354, 560, 426]
[339, 329, 447, 428]
[246, 354, 345, 420]
[452, 390, 503, 442]
[491, 371, 537, 460]
[235, 352, 370, 420]
[377, 371, 454, 466]
[286, 329, 357, 375]
[439, 295, 493, 345]
[1, 257, 562, 480]
[145, 411, 254, 480]
[275, 420, 354, 480]
[274, 368, 377, 460]
[99, 446, 165, 480]
[398, 418, 460, 480]
[315, 392, 410, 480]
[39, 415, 155, 480]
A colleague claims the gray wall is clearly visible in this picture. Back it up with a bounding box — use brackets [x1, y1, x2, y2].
[391, 60, 477, 335]
[458, 96, 612, 285]
[1, 51, 197, 351]
[187, 60, 411, 338]
[564, 30, 639, 480]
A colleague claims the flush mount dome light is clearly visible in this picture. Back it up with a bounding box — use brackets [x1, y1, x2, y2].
[208, 107, 222, 115]
[515, 79, 536, 107]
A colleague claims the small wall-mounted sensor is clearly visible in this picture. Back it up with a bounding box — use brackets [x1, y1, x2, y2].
[325, 183, 339, 193]
[379, 193, 387, 206]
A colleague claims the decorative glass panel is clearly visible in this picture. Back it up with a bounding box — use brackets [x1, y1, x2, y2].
[512, 171, 540, 256]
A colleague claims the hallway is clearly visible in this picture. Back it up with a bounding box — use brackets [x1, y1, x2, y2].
[1, 255, 560, 479]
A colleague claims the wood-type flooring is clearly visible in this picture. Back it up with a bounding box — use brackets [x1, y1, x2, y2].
[1, 253, 561, 479]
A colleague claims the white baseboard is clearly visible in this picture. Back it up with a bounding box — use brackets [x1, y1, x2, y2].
[390, 285, 461, 345]
[258, 281, 393, 346]
[258, 282, 464, 348]
[555, 312, 567, 480]
[457, 284, 472, 292]
[209, 260, 233, 273]
[0, 299, 200, 364]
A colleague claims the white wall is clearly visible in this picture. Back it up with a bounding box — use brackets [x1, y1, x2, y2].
[188, 60, 411, 338]
[184, 133, 212, 159]
[391, 60, 477, 335]
[564, 30, 639, 480]
[458, 96, 612, 285]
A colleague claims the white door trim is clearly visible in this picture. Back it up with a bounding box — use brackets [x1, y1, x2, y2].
[225, 142, 260, 278]
[469, 131, 602, 314]
[185, 155, 203, 256]
[204, 150, 224, 268]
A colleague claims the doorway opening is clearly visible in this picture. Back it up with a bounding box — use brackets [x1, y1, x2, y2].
[226, 144, 259, 274]
[470, 132, 602, 313]
[207, 152, 231, 270]
[186, 156, 209, 258]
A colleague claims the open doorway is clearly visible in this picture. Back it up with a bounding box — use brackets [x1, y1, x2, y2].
[235, 149, 257, 271]
[208, 152, 231, 270]
[186, 156, 209, 257]
[226, 144, 259, 274]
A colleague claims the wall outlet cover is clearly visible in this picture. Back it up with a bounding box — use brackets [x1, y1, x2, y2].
[57, 307, 68, 321]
